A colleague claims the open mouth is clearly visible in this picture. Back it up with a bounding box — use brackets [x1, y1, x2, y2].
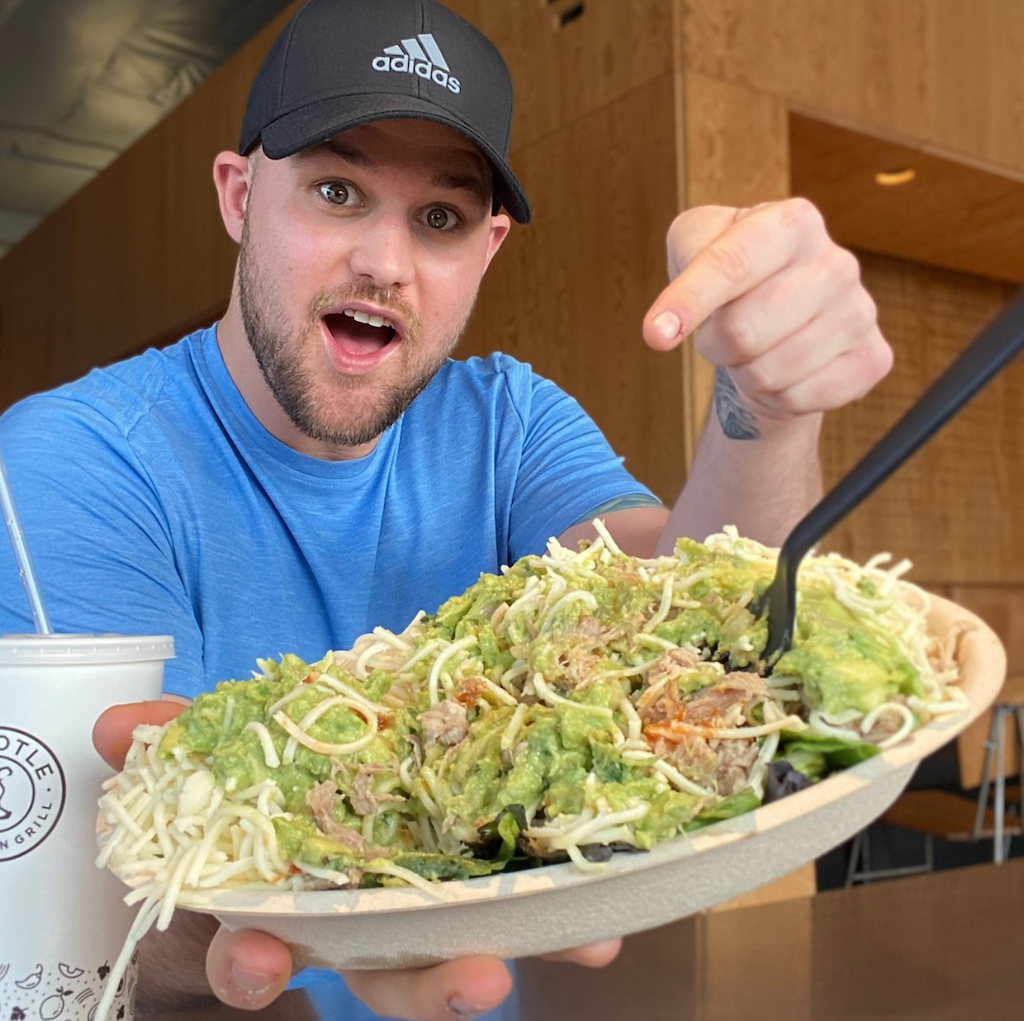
[323, 308, 399, 360]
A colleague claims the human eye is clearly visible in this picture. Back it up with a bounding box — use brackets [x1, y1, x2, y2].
[317, 180, 360, 206]
[421, 205, 461, 231]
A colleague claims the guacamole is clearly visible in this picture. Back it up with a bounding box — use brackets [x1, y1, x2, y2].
[118, 524, 954, 892]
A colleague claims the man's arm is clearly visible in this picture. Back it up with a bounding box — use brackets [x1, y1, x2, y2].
[561, 199, 891, 558]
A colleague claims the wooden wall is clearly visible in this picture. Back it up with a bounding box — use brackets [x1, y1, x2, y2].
[681, 0, 1024, 177]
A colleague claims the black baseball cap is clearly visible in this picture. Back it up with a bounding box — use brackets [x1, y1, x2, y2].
[239, 0, 531, 223]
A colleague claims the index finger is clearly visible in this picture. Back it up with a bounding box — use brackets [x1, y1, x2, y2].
[92, 699, 186, 770]
[643, 200, 823, 350]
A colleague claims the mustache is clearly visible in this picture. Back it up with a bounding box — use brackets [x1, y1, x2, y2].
[309, 284, 420, 336]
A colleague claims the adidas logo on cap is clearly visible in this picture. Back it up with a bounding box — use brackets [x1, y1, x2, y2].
[372, 33, 462, 94]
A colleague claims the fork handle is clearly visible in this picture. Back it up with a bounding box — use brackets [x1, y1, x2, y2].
[766, 284, 1024, 657]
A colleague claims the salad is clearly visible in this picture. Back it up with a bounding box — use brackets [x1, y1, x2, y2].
[94, 522, 967, 1014]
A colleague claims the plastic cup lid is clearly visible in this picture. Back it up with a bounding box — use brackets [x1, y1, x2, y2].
[0, 633, 176, 664]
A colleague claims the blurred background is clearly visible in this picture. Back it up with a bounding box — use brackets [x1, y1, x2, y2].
[0, 1, 1021, 1017]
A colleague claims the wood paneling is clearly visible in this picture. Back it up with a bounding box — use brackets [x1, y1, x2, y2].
[682, 0, 1024, 178]
[457, 0, 674, 150]
[518, 862, 1024, 1020]
[699, 898, 813, 1021]
[517, 913, 701, 1021]
[818, 254, 1020, 585]
[464, 74, 684, 503]
[682, 74, 790, 210]
[791, 113, 1024, 284]
[678, 73, 790, 464]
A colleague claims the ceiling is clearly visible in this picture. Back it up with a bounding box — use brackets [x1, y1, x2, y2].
[0, 0, 293, 260]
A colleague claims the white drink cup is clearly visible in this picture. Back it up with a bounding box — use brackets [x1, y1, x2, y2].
[0, 634, 174, 1021]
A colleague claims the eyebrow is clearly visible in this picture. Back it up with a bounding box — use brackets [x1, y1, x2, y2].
[295, 137, 368, 166]
[294, 137, 492, 209]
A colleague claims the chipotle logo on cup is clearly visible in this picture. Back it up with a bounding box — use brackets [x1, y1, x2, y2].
[0, 725, 66, 861]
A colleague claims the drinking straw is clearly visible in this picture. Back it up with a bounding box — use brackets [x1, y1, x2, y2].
[0, 444, 53, 634]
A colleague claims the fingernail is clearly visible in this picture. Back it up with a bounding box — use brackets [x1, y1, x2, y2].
[229, 962, 277, 997]
[448, 995, 486, 1019]
[652, 311, 682, 344]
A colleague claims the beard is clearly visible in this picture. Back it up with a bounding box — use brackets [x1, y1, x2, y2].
[237, 220, 470, 449]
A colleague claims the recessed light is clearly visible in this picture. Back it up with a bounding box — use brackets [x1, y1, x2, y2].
[875, 168, 917, 186]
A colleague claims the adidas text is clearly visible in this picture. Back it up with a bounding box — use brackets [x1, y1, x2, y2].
[372, 54, 461, 93]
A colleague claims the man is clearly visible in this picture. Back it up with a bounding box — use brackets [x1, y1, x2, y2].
[1, 0, 891, 1019]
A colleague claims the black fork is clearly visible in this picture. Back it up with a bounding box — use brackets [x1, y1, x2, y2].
[751, 285, 1024, 669]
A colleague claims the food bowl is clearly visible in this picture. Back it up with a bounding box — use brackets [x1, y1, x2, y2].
[154, 594, 1004, 970]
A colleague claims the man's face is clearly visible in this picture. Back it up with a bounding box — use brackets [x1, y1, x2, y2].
[235, 119, 509, 457]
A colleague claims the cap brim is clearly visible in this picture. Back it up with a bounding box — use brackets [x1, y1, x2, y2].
[257, 94, 530, 224]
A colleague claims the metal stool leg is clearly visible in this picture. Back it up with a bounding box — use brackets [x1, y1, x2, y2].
[973, 709, 999, 842]
[993, 707, 1007, 864]
[973, 704, 1023, 864]
[845, 829, 864, 887]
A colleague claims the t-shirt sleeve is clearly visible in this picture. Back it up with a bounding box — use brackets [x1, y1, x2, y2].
[503, 363, 662, 558]
[0, 395, 202, 698]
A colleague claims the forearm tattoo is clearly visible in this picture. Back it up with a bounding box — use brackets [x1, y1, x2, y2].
[713, 367, 761, 440]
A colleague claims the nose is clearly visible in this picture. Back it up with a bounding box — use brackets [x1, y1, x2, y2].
[346, 211, 415, 290]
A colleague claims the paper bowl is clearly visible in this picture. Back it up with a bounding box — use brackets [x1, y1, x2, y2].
[152, 595, 1006, 970]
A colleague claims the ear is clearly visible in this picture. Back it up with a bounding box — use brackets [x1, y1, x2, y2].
[212, 151, 252, 244]
[482, 212, 512, 272]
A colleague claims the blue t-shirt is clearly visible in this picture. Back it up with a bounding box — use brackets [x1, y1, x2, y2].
[0, 325, 657, 698]
[0, 326, 655, 1019]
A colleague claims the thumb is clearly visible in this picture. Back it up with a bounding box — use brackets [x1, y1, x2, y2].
[207, 925, 294, 1009]
[92, 700, 187, 770]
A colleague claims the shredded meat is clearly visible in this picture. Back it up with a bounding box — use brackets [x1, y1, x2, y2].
[545, 616, 623, 691]
[681, 673, 768, 725]
[307, 780, 339, 825]
[640, 663, 770, 796]
[652, 731, 717, 785]
[329, 760, 405, 815]
[638, 648, 703, 711]
[712, 740, 759, 796]
[573, 614, 604, 639]
[420, 698, 470, 749]
[930, 621, 970, 675]
[862, 703, 906, 743]
[305, 781, 394, 859]
[349, 766, 383, 816]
